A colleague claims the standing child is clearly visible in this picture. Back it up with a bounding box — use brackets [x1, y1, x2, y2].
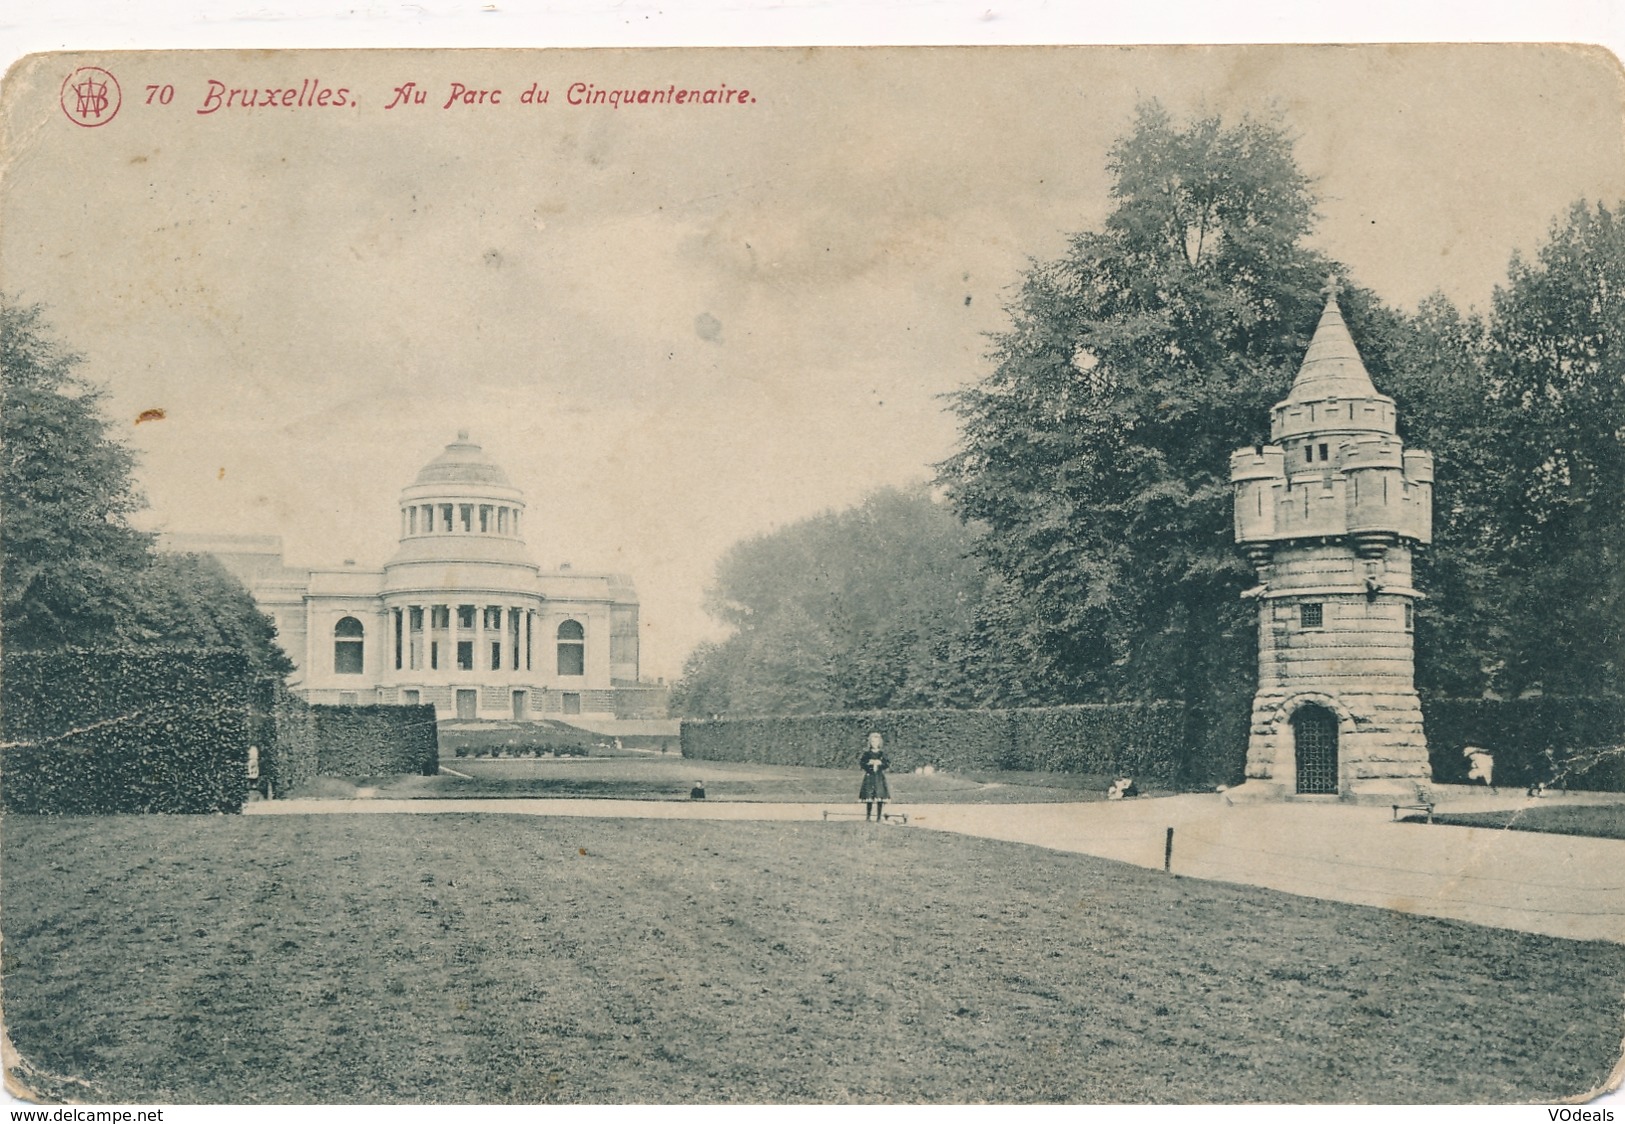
[859, 731, 891, 822]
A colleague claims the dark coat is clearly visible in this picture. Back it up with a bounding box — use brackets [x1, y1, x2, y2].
[859, 747, 890, 801]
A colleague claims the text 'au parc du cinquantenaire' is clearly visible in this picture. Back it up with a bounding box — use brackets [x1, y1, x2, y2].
[129, 78, 759, 115]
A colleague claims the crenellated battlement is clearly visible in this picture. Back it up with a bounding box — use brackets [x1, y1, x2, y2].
[1231, 453, 1433, 551]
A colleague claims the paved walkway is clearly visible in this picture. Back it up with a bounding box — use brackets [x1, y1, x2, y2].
[247, 792, 1625, 944]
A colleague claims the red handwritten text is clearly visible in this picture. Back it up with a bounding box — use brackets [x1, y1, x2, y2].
[565, 82, 753, 108]
[196, 79, 351, 115]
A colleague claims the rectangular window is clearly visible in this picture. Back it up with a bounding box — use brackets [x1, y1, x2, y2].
[430, 641, 440, 670]
[403, 689, 420, 705]
[484, 606, 502, 631]
[558, 647, 584, 677]
[1404, 603, 1414, 631]
[408, 507, 417, 534]
[457, 604, 475, 630]
[1300, 602, 1324, 629]
[490, 640, 502, 671]
[562, 692, 582, 715]
[335, 643, 363, 675]
[1318, 443, 1329, 461]
[459, 504, 473, 532]
[457, 640, 474, 671]
[498, 507, 509, 534]
[433, 606, 449, 630]
[480, 505, 492, 532]
[439, 504, 454, 532]
[394, 610, 403, 670]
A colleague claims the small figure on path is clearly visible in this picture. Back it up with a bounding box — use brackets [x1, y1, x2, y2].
[859, 731, 890, 822]
[1463, 746, 1495, 790]
[690, 779, 706, 800]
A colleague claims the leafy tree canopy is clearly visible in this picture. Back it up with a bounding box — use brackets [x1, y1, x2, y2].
[671, 486, 987, 716]
[940, 101, 1346, 731]
[2, 299, 291, 677]
[2, 301, 151, 650]
[1485, 201, 1625, 695]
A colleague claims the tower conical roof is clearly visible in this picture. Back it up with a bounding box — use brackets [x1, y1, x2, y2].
[412, 430, 512, 487]
[1284, 298, 1382, 404]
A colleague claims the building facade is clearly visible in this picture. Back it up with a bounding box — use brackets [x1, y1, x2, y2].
[164, 432, 651, 721]
[1229, 294, 1435, 800]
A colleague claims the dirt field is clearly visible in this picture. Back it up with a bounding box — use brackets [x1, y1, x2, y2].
[5, 813, 1622, 1104]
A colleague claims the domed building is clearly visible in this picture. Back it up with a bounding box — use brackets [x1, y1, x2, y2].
[163, 432, 652, 722]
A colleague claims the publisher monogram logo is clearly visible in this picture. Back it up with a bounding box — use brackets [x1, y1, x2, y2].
[60, 66, 121, 127]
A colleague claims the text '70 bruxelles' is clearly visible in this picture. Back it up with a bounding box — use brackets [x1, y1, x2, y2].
[191, 78, 757, 114]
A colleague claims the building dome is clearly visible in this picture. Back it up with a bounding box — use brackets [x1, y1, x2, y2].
[385, 431, 533, 575]
[412, 430, 512, 487]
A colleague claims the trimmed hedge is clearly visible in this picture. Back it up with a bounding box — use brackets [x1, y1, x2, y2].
[259, 689, 438, 789]
[314, 704, 439, 778]
[1422, 696, 1625, 792]
[1005, 703, 1185, 777]
[1, 649, 252, 814]
[682, 703, 1184, 785]
[261, 683, 319, 795]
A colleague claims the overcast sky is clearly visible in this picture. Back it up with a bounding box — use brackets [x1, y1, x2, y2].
[3, 43, 1621, 678]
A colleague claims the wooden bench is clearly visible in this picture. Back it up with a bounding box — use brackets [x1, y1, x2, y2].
[1391, 793, 1436, 823]
[822, 809, 909, 825]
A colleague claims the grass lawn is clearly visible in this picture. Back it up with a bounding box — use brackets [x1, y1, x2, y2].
[302, 756, 1141, 805]
[1406, 802, 1625, 841]
[5, 815, 1624, 1104]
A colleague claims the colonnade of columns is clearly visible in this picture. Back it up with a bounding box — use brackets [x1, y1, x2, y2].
[402, 502, 523, 538]
[389, 602, 536, 675]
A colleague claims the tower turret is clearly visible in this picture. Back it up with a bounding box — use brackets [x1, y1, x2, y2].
[1228, 293, 1434, 800]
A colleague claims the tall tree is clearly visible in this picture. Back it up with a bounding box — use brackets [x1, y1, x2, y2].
[939, 102, 1347, 775]
[127, 552, 293, 678]
[1, 301, 151, 650]
[670, 486, 988, 717]
[1, 299, 291, 676]
[1370, 293, 1527, 700]
[1486, 201, 1625, 696]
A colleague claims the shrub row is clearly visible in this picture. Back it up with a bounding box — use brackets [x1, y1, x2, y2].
[313, 704, 439, 778]
[451, 743, 590, 758]
[1006, 703, 1186, 776]
[1422, 696, 1625, 792]
[1, 650, 252, 814]
[259, 683, 320, 795]
[681, 703, 1185, 784]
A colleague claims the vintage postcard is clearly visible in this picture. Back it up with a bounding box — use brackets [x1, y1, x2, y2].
[1, 45, 1623, 1107]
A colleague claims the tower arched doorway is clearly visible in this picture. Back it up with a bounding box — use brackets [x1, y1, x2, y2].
[1292, 704, 1340, 795]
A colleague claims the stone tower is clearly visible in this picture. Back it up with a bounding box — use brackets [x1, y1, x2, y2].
[1228, 293, 1435, 800]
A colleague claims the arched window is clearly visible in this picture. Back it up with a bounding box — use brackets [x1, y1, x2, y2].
[334, 616, 365, 675]
[557, 619, 585, 677]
